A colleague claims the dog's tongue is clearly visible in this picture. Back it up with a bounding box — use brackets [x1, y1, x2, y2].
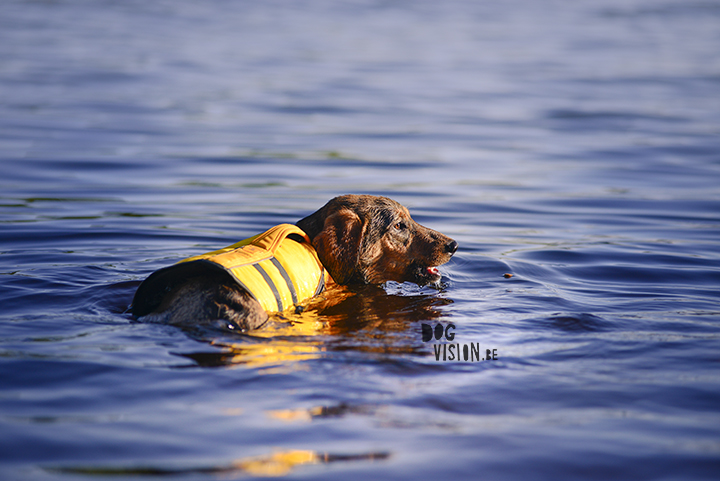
[427, 266, 439, 276]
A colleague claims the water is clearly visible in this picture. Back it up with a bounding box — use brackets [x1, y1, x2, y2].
[1, 0, 720, 479]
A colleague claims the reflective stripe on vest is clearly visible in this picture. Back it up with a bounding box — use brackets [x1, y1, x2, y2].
[176, 224, 327, 313]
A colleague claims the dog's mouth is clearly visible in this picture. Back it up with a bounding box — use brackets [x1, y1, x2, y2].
[412, 264, 443, 287]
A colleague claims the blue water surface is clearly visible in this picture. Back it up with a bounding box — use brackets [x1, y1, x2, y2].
[1, 0, 719, 479]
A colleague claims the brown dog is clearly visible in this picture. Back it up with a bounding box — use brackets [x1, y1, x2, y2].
[131, 195, 457, 331]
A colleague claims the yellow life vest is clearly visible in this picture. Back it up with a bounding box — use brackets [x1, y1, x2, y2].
[132, 224, 329, 316]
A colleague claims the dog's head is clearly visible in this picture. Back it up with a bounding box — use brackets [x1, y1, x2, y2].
[297, 195, 457, 286]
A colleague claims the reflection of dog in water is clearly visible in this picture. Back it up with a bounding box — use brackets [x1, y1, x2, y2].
[132, 195, 458, 331]
[182, 288, 454, 368]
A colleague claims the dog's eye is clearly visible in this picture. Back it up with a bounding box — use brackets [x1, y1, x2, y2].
[394, 222, 406, 231]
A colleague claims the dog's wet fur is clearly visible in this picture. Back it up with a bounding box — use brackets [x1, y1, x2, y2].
[132, 195, 457, 331]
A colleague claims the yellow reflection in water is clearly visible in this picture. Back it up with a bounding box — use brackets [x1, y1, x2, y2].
[228, 449, 389, 477]
[265, 402, 374, 424]
[209, 305, 330, 370]
[231, 449, 320, 477]
[188, 285, 451, 370]
[267, 408, 313, 423]
[51, 448, 389, 477]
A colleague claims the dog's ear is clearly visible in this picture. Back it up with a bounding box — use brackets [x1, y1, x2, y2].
[310, 208, 365, 285]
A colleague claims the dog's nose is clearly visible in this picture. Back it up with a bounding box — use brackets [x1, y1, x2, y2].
[445, 239, 458, 254]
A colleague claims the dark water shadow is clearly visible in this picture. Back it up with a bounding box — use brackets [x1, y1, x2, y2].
[523, 312, 614, 333]
[83, 280, 140, 317]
